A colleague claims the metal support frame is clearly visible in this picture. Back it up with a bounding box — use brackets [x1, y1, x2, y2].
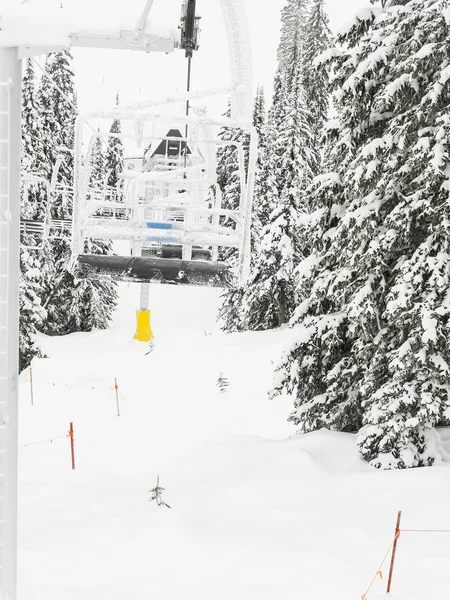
[0, 46, 21, 600]
[71, 110, 257, 288]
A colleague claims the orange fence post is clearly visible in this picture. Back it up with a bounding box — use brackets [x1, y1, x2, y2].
[69, 422, 75, 470]
[386, 511, 402, 594]
[115, 378, 120, 417]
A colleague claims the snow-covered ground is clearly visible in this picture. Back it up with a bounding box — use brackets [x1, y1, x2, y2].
[18, 283, 450, 600]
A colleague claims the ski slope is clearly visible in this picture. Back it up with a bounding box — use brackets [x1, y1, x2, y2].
[18, 283, 450, 600]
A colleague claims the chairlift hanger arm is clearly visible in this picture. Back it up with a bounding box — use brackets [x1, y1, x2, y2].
[180, 0, 201, 58]
[135, 0, 156, 38]
[179, 0, 201, 170]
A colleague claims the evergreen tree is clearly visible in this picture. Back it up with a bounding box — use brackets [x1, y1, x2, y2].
[252, 85, 266, 148]
[215, 103, 248, 264]
[105, 94, 124, 191]
[218, 90, 269, 331]
[20, 60, 47, 369]
[65, 133, 118, 332]
[35, 52, 118, 334]
[36, 51, 77, 334]
[64, 243, 118, 332]
[21, 58, 48, 228]
[22, 60, 44, 182]
[90, 134, 106, 189]
[216, 103, 247, 199]
[20, 52, 118, 342]
[302, 0, 331, 170]
[217, 373, 230, 393]
[21, 58, 45, 224]
[226, 142, 300, 331]
[251, 86, 268, 232]
[273, 0, 450, 469]
[274, 0, 330, 181]
[19, 248, 47, 371]
[38, 51, 76, 190]
[277, 0, 310, 87]
[220, 2, 319, 332]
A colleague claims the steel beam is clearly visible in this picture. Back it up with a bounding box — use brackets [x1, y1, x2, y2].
[0, 46, 21, 600]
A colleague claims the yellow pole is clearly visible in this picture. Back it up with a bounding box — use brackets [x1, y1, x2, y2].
[134, 310, 154, 342]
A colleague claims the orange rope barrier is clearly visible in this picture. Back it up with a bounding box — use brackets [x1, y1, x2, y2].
[363, 519, 450, 598]
[24, 378, 114, 390]
[19, 434, 68, 448]
[401, 529, 450, 533]
[20, 424, 76, 470]
[362, 539, 394, 600]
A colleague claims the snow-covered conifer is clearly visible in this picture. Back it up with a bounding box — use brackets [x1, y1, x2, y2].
[220, 0, 325, 332]
[38, 51, 76, 191]
[67, 134, 118, 332]
[230, 60, 315, 330]
[215, 103, 248, 266]
[277, 0, 310, 87]
[22, 59, 44, 180]
[273, 0, 450, 469]
[36, 51, 77, 334]
[251, 86, 268, 231]
[302, 0, 331, 168]
[105, 94, 124, 191]
[20, 60, 48, 368]
[219, 91, 269, 330]
[19, 248, 46, 371]
[90, 134, 105, 189]
[64, 243, 118, 333]
[252, 85, 266, 148]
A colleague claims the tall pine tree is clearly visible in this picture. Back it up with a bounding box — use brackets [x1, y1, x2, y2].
[37, 51, 78, 334]
[220, 0, 324, 332]
[302, 0, 331, 166]
[19, 249, 46, 371]
[65, 138, 118, 332]
[20, 59, 47, 370]
[273, 0, 450, 469]
[35, 53, 118, 334]
[219, 90, 267, 331]
[215, 102, 248, 266]
[105, 93, 124, 192]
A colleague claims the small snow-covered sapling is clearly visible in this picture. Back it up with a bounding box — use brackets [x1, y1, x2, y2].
[149, 475, 171, 509]
[217, 372, 229, 393]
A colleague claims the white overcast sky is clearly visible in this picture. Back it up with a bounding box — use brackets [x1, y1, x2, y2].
[30, 0, 362, 116]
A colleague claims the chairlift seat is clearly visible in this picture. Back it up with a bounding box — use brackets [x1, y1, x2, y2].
[143, 244, 212, 260]
[77, 254, 234, 287]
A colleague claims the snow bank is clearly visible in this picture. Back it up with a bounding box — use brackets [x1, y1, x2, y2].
[17, 283, 450, 600]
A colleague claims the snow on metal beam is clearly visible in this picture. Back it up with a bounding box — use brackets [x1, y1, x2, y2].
[0, 5, 178, 55]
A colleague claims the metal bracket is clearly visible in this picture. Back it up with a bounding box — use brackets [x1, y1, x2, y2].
[120, 0, 156, 48]
[179, 0, 201, 58]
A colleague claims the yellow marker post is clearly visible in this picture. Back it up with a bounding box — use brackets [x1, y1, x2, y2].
[134, 310, 154, 342]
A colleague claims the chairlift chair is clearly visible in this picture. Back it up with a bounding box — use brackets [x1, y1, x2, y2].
[71, 0, 258, 290]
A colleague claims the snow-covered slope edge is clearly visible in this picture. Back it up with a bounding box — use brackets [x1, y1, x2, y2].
[17, 284, 450, 600]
